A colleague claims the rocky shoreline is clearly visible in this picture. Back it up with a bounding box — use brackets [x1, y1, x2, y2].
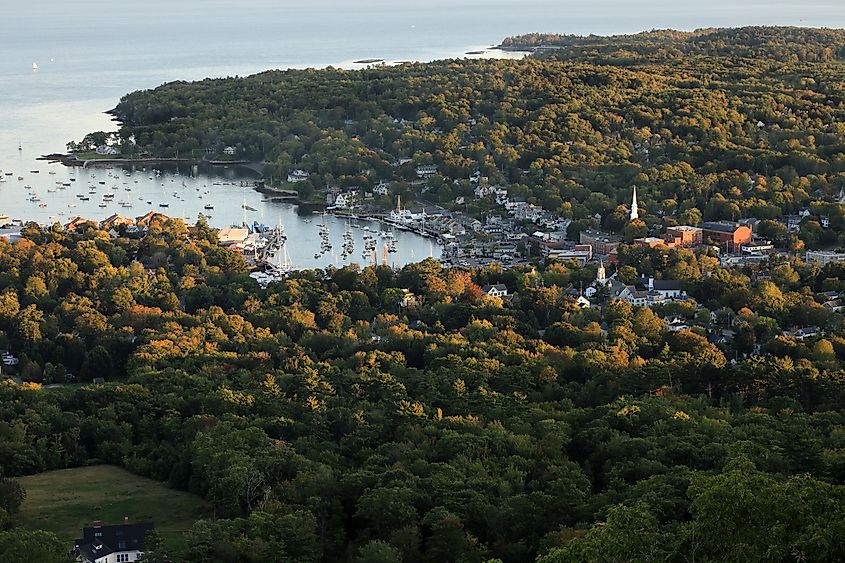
[39, 153, 256, 168]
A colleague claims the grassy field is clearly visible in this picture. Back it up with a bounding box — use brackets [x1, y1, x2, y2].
[17, 465, 212, 550]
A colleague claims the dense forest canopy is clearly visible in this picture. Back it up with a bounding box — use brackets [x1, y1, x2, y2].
[5, 25, 844, 562]
[1, 212, 845, 561]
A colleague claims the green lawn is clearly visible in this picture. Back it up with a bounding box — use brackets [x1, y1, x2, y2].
[17, 465, 212, 551]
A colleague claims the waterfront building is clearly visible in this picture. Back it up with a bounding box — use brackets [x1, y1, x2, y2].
[218, 227, 249, 246]
[0, 228, 22, 244]
[101, 214, 134, 231]
[135, 211, 169, 228]
[388, 196, 424, 225]
[65, 216, 98, 233]
[373, 180, 391, 196]
[95, 145, 120, 156]
[329, 192, 356, 210]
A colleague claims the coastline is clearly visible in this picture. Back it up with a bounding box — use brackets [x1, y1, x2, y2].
[6, 40, 528, 243]
[39, 153, 259, 170]
[46, 41, 529, 162]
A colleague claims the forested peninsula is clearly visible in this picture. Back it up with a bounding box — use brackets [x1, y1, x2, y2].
[4, 26, 845, 562]
[76, 26, 845, 250]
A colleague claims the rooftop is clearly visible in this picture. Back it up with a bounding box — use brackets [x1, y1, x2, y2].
[702, 221, 745, 233]
[482, 284, 508, 292]
[580, 229, 622, 242]
[74, 521, 154, 561]
[0, 228, 23, 242]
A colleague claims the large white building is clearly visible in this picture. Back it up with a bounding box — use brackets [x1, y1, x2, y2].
[415, 164, 438, 178]
[608, 277, 687, 307]
[806, 250, 845, 267]
[73, 522, 154, 563]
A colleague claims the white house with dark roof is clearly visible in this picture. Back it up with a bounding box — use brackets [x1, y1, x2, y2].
[482, 284, 508, 298]
[636, 277, 686, 302]
[607, 277, 685, 307]
[1, 351, 19, 366]
[783, 326, 821, 341]
[72, 521, 154, 563]
[95, 146, 120, 156]
[373, 180, 391, 196]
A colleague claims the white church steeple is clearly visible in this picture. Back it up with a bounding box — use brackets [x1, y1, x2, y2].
[596, 259, 607, 286]
[630, 185, 639, 221]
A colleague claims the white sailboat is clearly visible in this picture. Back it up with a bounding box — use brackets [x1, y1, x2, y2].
[251, 220, 291, 287]
[31, 62, 38, 71]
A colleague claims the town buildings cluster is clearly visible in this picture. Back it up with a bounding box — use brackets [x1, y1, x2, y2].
[2, 169, 844, 319]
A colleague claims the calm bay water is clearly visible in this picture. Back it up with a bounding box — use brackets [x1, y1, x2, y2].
[2, 0, 845, 267]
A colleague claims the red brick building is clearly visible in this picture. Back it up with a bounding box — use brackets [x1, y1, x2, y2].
[666, 226, 703, 247]
[579, 229, 622, 256]
[701, 221, 752, 252]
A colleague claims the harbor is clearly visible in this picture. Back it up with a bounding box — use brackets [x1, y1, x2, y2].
[0, 160, 441, 271]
